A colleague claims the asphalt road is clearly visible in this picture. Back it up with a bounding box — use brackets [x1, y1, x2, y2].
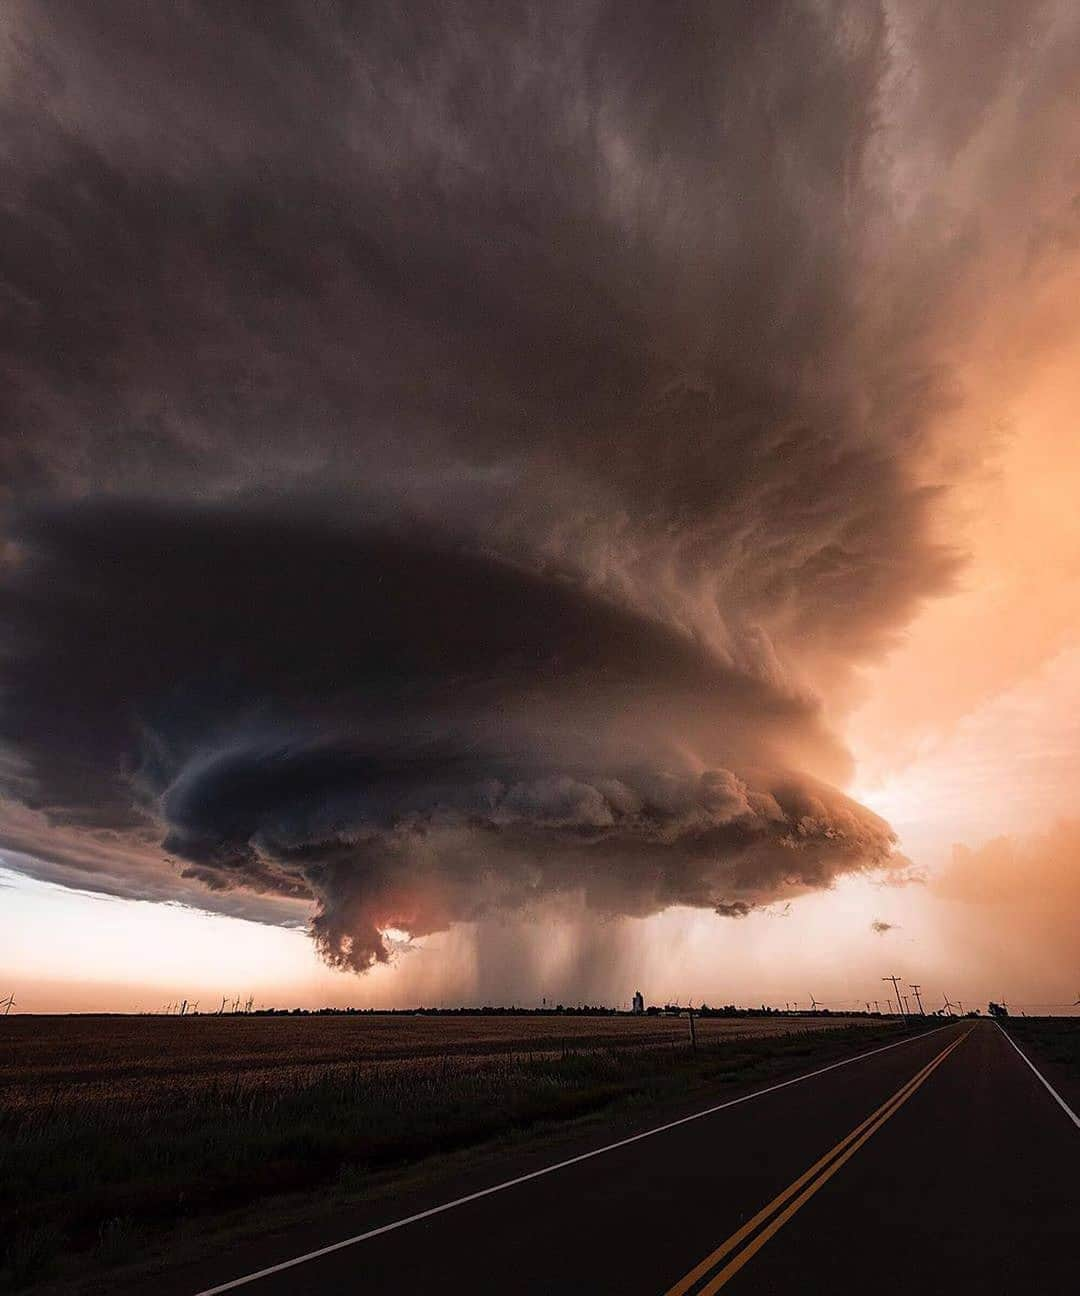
[175, 1021, 1076, 1295]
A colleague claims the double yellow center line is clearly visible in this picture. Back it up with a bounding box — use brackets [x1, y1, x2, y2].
[664, 1028, 972, 1296]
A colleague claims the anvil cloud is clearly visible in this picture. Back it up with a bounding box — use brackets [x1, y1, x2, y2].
[2, 2, 1077, 972]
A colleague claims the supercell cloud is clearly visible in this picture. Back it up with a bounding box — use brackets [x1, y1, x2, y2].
[2, 2, 1076, 969]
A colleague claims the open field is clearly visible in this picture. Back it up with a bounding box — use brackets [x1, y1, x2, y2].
[0, 1011, 871, 1112]
[1, 1012, 911, 1291]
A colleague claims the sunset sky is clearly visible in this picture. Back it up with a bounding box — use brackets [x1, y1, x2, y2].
[1, 1, 1078, 1015]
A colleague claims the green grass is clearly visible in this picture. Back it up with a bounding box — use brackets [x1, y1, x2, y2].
[0, 1020, 936, 1292]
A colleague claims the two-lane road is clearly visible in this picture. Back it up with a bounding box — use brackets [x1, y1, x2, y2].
[170, 1021, 1076, 1295]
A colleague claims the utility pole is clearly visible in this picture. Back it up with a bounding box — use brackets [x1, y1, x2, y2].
[687, 1005, 697, 1052]
[883, 976, 906, 1020]
[909, 984, 925, 1015]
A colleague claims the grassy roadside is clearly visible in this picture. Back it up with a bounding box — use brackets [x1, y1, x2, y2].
[2, 1019, 939, 1293]
[1000, 1016, 1078, 1078]
[1000, 1017, 1080, 1090]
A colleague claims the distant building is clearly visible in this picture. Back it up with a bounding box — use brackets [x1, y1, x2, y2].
[631, 990, 644, 1014]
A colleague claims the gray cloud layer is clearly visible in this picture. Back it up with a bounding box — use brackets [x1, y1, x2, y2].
[2, 2, 1076, 969]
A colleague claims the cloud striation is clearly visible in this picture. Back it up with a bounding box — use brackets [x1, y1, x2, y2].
[1, 2, 1075, 970]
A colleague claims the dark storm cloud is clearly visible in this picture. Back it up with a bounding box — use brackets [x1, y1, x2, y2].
[0, 501, 895, 968]
[1, 2, 1074, 968]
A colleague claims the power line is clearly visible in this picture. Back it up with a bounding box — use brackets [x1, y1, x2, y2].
[882, 975, 906, 1020]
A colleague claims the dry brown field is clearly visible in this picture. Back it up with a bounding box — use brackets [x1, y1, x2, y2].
[1, 1012, 868, 1113]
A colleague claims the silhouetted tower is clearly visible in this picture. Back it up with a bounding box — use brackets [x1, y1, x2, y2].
[631, 990, 644, 1015]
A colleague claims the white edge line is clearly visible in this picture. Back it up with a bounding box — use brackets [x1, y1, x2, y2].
[193, 1021, 954, 1295]
[996, 1023, 1080, 1130]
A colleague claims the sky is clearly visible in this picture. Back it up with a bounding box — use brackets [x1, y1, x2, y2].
[1, 1, 1078, 1014]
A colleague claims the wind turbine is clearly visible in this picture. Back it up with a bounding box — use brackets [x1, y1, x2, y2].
[1, 992, 15, 1015]
[942, 993, 958, 1017]
[1073, 992, 1080, 1006]
[809, 993, 821, 1012]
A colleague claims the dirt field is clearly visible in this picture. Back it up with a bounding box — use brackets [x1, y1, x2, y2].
[1, 1012, 868, 1112]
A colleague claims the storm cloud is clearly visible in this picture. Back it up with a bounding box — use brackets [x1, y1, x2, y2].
[2, 2, 1077, 970]
[0, 501, 896, 967]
